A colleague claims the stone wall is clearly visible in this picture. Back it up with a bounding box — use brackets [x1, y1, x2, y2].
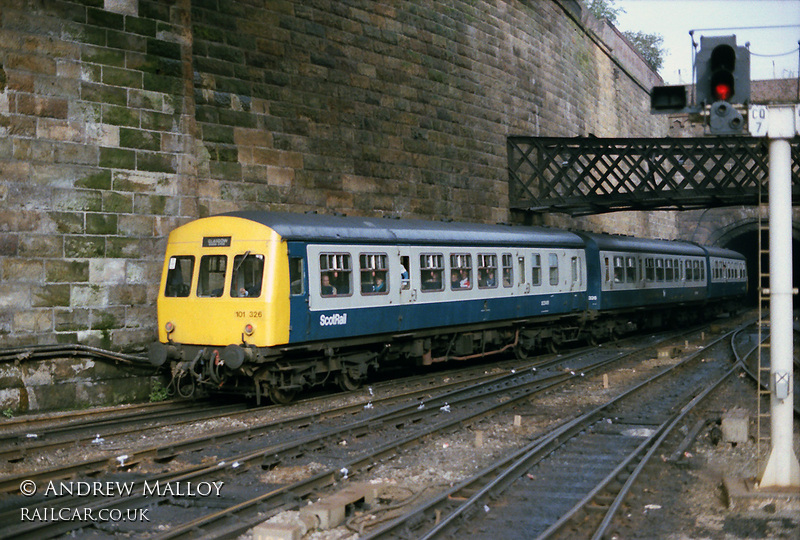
[0, 0, 667, 349]
[0, 355, 162, 412]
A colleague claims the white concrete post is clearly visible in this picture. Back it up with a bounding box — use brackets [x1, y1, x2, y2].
[758, 105, 800, 488]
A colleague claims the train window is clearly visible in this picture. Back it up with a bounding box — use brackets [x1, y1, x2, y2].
[197, 255, 227, 297]
[531, 254, 541, 286]
[165, 256, 194, 297]
[478, 253, 498, 289]
[625, 257, 636, 283]
[502, 253, 513, 287]
[360, 253, 389, 295]
[645, 258, 655, 282]
[320, 253, 351, 297]
[665, 259, 674, 282]
[230, 253, 264, 297]
[638, 258, 644, 282]
[450, 253, 472, 290]
[604, 257, 610, 283]
[613, 256, 624, 283]
[289, 257, 304, 295]
[400, 256, 410, 290]
[571, 256, 581, 285]
[655, 259, 665, 282]
[420, 253, 444, 291]
[692, 260, 701, 281]
[700, 262, 705, 281]
[684, 260, 692, 281]
[548, 253, 559, 286]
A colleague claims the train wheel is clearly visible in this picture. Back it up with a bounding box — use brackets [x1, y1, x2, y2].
[268, 386, 297, 405]
[514, 342, 531, 360]
[546, 340, 558, 354]
[337, 371, 363, 392]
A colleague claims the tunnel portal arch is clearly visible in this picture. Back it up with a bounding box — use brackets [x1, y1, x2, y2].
[711, 219, 800, 307]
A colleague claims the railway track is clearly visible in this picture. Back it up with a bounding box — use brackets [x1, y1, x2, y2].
[360, 319, 752, 539]
[0, 325, 695, 494]
[0, 319, 734, 539]
[731, 320, 799, 414]
[0, 401, 248, 463]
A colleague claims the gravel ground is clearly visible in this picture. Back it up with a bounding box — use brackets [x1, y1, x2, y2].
[243, 329, 799, 539]
[4, 322, 798, 539]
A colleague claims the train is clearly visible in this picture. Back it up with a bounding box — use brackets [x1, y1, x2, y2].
[148, 211, 748, 404]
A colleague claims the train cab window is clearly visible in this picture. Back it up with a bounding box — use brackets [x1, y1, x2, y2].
[548, 253, 559, 286]
[360, 253, 389, 295]
[478, 254, 498, 289]
[613, 256, 624, 283]
[165, 256, 194, 297]
[501, 253, 513, 287]
[289, 257, 304, 295]
[320, 253, 351, 297]
[531, 254, 541, 286]
[625, 257, 635, 283]
[645, 258, 655, 282]
[230, 253, 264, 297]
[197, 255, 227, 297]
[450, 253, 472, 290]
[420, 253, 444, 291]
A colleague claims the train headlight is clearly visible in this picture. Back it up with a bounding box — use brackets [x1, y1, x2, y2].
[244, 323, 254, 336]
[165, 321, 175, 334]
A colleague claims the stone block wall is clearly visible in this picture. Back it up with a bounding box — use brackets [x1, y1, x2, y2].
[0, 0, 668, 349]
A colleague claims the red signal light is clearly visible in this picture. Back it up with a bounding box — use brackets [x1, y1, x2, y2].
[713, 82, 732, 101]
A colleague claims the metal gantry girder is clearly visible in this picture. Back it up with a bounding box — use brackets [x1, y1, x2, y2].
[508, 136, 800, 215]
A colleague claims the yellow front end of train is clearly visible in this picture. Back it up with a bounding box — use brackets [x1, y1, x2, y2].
[155, 216, 291, 349]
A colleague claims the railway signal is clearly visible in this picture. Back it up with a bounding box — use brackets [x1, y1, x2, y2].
[695, 35, 750, 134]
[650, 34, 751, 135]
[695, 35, 750, 106]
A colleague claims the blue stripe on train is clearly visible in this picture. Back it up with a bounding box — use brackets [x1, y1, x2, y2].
[289, 292, 587, 344]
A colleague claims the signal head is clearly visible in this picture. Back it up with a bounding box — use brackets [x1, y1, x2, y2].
[695, 36, 750, 106]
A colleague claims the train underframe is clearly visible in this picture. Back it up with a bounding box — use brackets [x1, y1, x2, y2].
[153, 299, 740, 404]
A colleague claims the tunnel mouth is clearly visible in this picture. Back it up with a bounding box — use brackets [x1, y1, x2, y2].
[720, 229, 800, 308]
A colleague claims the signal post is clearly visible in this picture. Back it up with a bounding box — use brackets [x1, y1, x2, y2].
[753, 104, 800, 489]
[652, 35, 799, 490]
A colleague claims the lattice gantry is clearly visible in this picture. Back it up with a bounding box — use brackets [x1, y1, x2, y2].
[508, 137, 800, 216]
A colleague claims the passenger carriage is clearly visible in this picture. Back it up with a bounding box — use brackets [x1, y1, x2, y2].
[151, 211, 588, 402]
[150, 211, 746, 403]
[705, 246, 748, 301]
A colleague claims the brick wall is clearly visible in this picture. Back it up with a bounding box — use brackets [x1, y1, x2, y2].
[0, 0, 668, 349]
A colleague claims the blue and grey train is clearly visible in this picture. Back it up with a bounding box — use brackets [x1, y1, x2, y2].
[149, 211, 747, 403]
